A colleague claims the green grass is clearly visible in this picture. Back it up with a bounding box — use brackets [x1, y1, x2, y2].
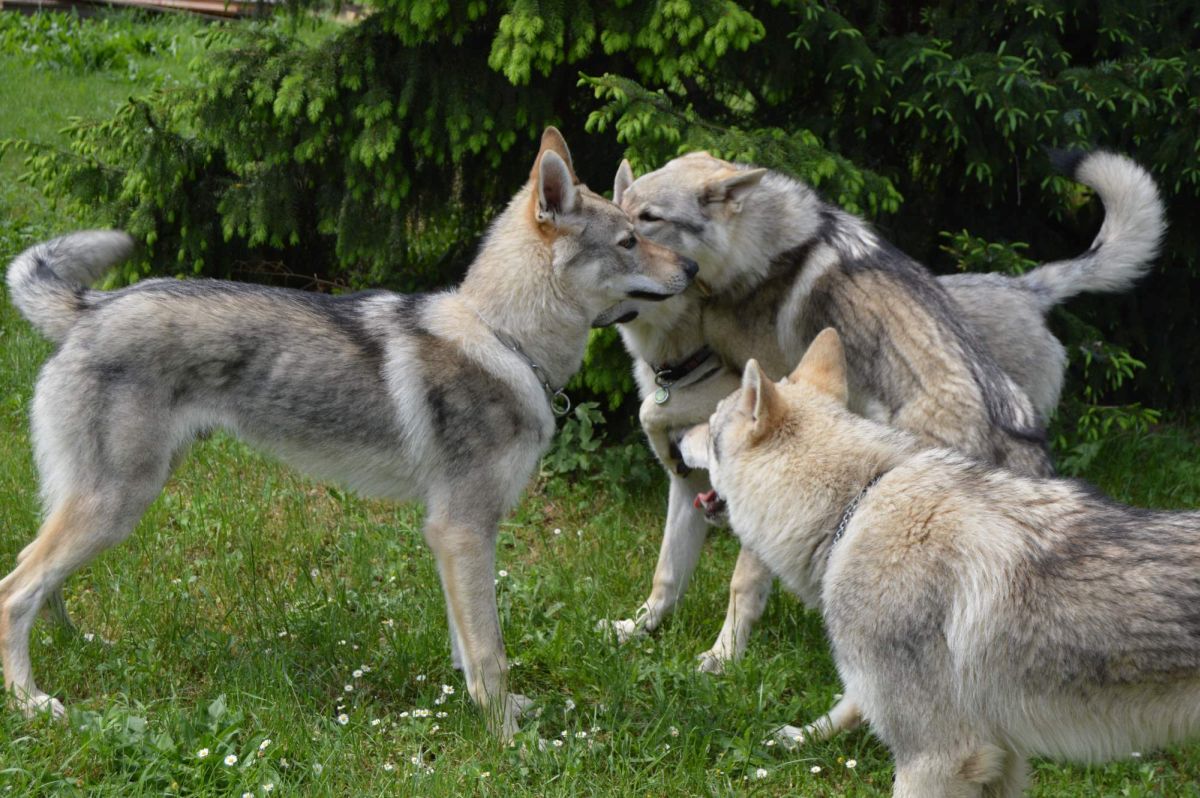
[2, 11, 1200, 796]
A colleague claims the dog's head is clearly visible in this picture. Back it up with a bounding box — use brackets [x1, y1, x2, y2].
[614, 153, 768, 294]
[678, 328, 850, 520]
[524, 129, 697, 327]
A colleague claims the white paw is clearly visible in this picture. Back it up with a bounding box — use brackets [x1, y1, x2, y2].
[696, 648, 729, 675]
[14, 690, 66, 721]
[595, 617, 646, 645]
[769, 724, 807, 750]
[508, 692, 535, 719]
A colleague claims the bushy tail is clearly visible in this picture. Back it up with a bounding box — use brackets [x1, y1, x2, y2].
[5, 230, 133, 343]
[1019, 150, 1165, 312]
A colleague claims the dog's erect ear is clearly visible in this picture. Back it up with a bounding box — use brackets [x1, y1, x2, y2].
[613, 159, 634, 205]
[740, 359, 783, 440]
[702, 168, 767, 212]
[535, 150, 580, 225]
[788, 327, 848, 404]
[534, 126, 577, 181]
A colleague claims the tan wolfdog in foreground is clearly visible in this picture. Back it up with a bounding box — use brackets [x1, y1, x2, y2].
[679, 329, 1200, 797]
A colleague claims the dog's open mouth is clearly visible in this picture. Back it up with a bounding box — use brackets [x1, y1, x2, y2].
[694, 489, 726, 521]
[626, 289, 676, 302]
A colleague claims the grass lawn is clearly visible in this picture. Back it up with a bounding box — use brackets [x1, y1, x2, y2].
[1, 11, 1199, 796]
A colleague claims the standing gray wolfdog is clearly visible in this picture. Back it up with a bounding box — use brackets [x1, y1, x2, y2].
[599, 150, 1165, 681]
[678, 329, 1200, 798]
[0, 128, 696, 737]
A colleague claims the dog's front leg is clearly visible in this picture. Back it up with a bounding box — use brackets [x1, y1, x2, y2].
[697, 545, 773, 673]
[773, 694, 863, 748]
[598, 470, 712, 642]
[423, 509, 526, 739]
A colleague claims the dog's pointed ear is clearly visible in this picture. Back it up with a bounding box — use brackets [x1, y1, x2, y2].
[535, 149, 580, 225]
[788, 328, 848, 403]
[613, 159, 634, 205]
[702, 168, 767, 212]
[534, 126, 577, 181]
[740, 359, 783, 440]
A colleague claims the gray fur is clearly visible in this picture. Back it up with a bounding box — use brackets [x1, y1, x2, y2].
[601, 149, 1166, 675]
[5, 230, 134, 343]
[687, 339, 1200, 796]
[0, 128, 695, 736]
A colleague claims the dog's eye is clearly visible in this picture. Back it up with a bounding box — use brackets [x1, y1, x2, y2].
[618, 234, 637, 250]
[639, 211, 661, 223]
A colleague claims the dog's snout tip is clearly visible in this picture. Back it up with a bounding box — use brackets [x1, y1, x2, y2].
[682, 258, 699, 279]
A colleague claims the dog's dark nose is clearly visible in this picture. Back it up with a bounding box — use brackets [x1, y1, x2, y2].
[682, 258, 699, 279]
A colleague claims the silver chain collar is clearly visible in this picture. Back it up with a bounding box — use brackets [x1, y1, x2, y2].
[829, 473, 884, 556]
[474, 312, 571, 418]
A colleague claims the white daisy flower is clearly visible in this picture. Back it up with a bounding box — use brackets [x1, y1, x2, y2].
[242, 792, 254, 798]
[259, 738, 271, 751]
[361, 664, 371, 673]
[669, 725, 679, 737]
[564, 698, 575, 712]
[263, 785, 274, 794]
[575, 731, 587, 739]
[344, 684, 354, 692]
[442, 684, 455, 695]
[810, 765, 821, 774]
[224, 754, 238, 766]
[846, 759, 857, 769]
[313, 763, 323, 774]
[498, 570, 508, 578]
[415, 674, 426, 682]
[383, 762, 395, 772]
[370, 718, 381, 726]
[553, 528, 562, 536]
[552, 739, 563, 748]
[436, 711, 448, 718]
[337, 713, 349, 725]
[353, 669, 363, 678]
[310, 568, 320, 578]
[755, 767, 768, 779]
[196, 748, 210, 759]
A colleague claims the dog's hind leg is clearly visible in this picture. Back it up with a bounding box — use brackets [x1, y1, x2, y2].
[0, 486, 158, 718]
[697, 546, 773, 673]
[598, 470, 712, 643]
[14, 542, 75, 634]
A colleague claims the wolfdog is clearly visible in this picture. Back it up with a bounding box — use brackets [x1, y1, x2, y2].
[600, 150, 1165, 678]
[0, 128, 696, 737]
[678, 329, 1200, 797]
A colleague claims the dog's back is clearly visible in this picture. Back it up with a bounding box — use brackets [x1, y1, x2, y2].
[828, 452, 1200, 788]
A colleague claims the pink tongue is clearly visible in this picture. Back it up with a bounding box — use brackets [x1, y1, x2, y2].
[694, 490, 718, 510]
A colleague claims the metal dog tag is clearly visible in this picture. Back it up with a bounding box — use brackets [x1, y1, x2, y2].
[654, 386, 670, 404]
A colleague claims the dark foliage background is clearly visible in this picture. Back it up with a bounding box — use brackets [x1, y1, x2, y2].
[6, 0, 1198, 445]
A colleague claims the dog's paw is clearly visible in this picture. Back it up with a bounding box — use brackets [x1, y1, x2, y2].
[769, 724, 808, 750]
[696, 647, 729, 675]
[595, 617, 646, 645]
[508, 693, 535, 719]
[13, 690, 66, 721]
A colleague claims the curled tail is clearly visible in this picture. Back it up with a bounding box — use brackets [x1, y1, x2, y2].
[5, 230, 133, 343]
[1019, 150, 1165, 312]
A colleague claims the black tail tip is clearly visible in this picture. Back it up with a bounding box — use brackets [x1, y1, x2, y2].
[1045, 146, 1088, 177]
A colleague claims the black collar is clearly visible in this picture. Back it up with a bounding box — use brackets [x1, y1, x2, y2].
[829, 472, 885, 556]
[653, 346, 715, 386]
